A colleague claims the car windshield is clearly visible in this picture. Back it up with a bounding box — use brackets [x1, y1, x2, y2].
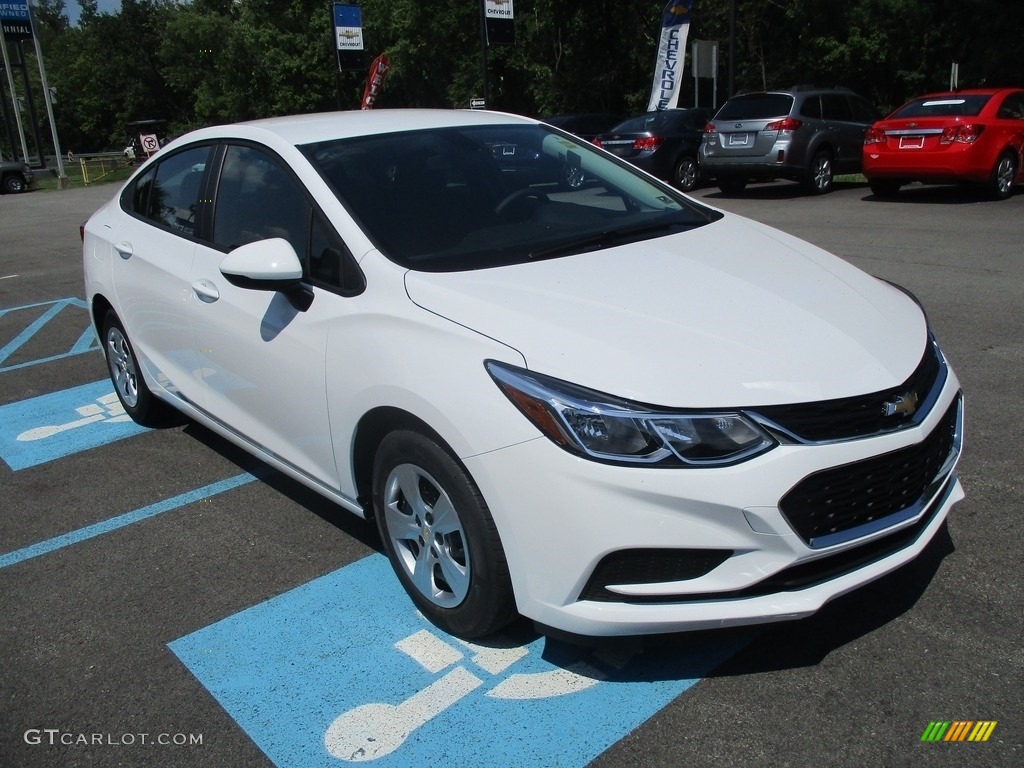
[302, 123, 719, 272]
[715, 94, 794, 121]
[891, 94, 991, 118]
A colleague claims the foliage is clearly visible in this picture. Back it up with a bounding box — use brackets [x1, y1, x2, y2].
[2, 0, 1022, 156]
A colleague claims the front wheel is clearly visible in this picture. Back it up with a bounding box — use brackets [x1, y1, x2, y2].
[672, 155, 700, 192]
[372, 430, 516, 638]
[102, 311, 173, 426]
[988, 152, 1017, 200]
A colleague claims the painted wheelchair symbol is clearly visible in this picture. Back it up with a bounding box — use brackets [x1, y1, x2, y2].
[16, 392, 130, 442]
[324, 627, 629, 762]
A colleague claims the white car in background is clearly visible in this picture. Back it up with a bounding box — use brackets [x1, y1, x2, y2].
[82, 109, 964, 639]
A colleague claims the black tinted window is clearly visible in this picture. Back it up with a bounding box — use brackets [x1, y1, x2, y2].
[997, 92, 1024, 119]
[821, 93, 853, 121]
[799, 97, 822, 119]
[126, 145, 210, 236]
[213, 144, 311, 254]
[716, 94, 793, 120]
[848, 96, 878, 122]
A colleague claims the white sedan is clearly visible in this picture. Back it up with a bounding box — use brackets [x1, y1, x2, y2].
[82, 109, 964, 638]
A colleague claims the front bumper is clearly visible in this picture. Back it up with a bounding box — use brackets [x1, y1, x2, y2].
[466, 367, 964, 637]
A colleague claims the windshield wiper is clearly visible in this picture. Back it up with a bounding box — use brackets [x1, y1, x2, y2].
[528, 220, 693, 261]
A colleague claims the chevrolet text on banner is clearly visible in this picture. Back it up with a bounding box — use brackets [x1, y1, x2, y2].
[647, 0, 692, 111]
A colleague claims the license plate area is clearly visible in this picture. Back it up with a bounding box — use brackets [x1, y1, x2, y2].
[899, 135, 925, 149]
[727, 133, 752, 147]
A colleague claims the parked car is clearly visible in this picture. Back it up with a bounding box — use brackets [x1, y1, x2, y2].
[543, 113, 624, 143]
[863, 88, 1024, 199]
[700, 86, 878, 194]
[83, 109, 964, 639]
[593, 108, 714, 192]
[1, 158, 34, 193]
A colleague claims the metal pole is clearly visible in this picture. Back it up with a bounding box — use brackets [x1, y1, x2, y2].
[28, 0, 67, 184]
[479, 0, 488, 107]
[0, 35, 30, 163]
[728, 0, 736, 98]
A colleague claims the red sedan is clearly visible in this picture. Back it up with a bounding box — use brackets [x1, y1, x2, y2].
[863, 88, 1024, 199]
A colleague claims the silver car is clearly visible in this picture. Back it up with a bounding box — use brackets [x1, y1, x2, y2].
[700, 87, 877, 195]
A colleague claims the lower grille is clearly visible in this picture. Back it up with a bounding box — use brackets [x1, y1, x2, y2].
[779, 395, 960, 548]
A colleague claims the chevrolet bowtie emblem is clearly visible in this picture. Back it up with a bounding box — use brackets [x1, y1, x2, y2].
[883, 391, 919, 417]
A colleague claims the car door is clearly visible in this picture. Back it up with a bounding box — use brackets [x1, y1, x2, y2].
[187, 142, 355, 488]
[109, 144, 214, 408]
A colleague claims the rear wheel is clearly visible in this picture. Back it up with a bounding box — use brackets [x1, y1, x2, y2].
[373, 429, 516, 638]
[869, 179, 901, 198]
[988, 152, 1017, 200]
[672, 155, 700, 192]
[102, 311, 174, 426]
[717, 177, 747, 195]
[803, 151, 834, 195]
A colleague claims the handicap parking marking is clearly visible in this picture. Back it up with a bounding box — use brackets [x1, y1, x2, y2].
[0, 297, 100, 373]
[170, 555, 747, 768]
[0, 472, 257, 569]
[0, 380, 147, 470]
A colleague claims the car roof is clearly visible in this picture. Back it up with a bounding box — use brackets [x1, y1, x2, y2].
[168, 109, 539, 148]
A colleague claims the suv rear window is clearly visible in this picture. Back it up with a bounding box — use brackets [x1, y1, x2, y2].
[891, 95, 991, 118]
[715, 94, 793, 120]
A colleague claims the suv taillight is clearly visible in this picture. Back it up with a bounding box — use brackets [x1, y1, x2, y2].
[764, 117, 802, 133]
[940, 124, 984, 144]
[591, 138, 603, 148]
[703, 122, 716, 134]
[634, 136, 664, 151]
[863, 127, 886, 145]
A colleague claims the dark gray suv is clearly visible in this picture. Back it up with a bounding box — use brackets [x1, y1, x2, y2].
[700, 87, 878, 195]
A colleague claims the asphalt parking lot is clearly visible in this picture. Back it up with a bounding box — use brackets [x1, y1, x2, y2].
[1, 177, 1021, 768]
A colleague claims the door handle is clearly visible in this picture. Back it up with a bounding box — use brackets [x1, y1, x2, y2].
[191, 280, 220, 303]
[114, 241, 133, 259]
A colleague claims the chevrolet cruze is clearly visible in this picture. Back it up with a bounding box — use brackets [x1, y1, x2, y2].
[82, 109, 964, 639]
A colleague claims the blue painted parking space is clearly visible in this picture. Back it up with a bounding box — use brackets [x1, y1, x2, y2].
[171, 555, 746, 768]
[0, 379, 147, 470]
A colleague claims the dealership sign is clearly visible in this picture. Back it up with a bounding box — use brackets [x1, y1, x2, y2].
[1, 1, 32, 40]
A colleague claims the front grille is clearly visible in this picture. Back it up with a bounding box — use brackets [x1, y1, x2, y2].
[751, 341, 943, 442]
[779, 396, 960, 547]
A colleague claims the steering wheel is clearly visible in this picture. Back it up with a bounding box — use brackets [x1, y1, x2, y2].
[494, 188, 549, 215]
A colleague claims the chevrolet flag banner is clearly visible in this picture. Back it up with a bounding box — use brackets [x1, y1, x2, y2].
[647, 0, 692, 111]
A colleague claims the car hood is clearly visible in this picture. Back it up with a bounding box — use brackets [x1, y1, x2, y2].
[404, 216, 927, 407]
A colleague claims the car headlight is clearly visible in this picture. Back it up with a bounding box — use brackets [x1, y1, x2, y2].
[486, 361, 776, 467]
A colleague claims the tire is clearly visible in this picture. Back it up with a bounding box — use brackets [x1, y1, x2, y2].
[869, 179, 901, 199]
[2, 173, 26, 194]
[988, 152, 1017, 200]
[717, 177, 747, 195]
[372, 429, 516, 638]
[101, 311, 174, 426]
[803, 151, 834, 195]
[672, 155, 700, 192]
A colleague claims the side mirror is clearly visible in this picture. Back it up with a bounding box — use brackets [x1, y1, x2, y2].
[220, 238, 313, 311]
[220, 238, 303, 290]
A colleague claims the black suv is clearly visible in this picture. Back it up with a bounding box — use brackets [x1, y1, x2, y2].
[700, 86, 878, 194]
